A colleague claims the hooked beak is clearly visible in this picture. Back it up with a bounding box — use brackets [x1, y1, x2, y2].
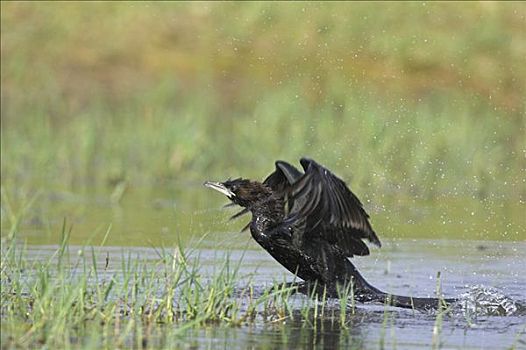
[204, 181, 235, 198]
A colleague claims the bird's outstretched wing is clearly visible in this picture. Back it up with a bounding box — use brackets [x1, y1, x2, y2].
[286, 158, 381, 257]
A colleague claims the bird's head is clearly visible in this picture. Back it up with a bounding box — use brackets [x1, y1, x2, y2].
[204, 178, 271, 208]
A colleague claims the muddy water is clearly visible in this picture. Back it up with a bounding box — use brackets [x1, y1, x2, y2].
[22, 239, 526, 349]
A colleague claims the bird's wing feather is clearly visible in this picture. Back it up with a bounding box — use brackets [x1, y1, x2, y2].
[286, 158, 381, 257]
[263, 160, 303, 215]
[263, 160, 303, 193]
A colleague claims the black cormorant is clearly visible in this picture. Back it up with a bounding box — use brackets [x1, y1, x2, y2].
[205, 157, 455, 310]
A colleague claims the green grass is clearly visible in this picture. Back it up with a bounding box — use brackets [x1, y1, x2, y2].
[2, 226, 371, 349]
[1, 229, 401, 349]
[0, 232, 284, 348]
[1, 2, 524, 200]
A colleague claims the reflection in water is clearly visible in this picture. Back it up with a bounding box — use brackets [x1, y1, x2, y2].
[187, 311, 369, 350]
[275, 311, 365, 350]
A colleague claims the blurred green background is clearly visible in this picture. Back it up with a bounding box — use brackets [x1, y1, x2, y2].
[1, 2, 525, 244]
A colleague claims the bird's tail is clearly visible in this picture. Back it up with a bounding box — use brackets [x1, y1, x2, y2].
[343, 260, 456, 311]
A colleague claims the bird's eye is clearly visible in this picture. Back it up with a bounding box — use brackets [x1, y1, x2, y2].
[231, 185, 238, 192]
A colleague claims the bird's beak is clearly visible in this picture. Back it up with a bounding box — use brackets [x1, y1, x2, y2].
[204, 181, 235, 197]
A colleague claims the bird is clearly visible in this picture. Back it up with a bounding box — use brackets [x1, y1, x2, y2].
[205, 157, 455, 310]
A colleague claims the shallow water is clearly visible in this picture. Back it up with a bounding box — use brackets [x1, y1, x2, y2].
[19, 239, 526, 349]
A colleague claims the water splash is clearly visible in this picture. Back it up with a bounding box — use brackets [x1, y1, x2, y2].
[454, 285, 525, 317]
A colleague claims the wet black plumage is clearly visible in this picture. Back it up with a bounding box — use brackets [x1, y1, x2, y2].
[205, 157, 455, 310]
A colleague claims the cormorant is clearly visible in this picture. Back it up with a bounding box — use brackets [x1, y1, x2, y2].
[205, 157, 455, 310]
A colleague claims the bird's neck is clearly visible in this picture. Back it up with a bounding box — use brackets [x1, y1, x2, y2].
[249, 196, 284, 231]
